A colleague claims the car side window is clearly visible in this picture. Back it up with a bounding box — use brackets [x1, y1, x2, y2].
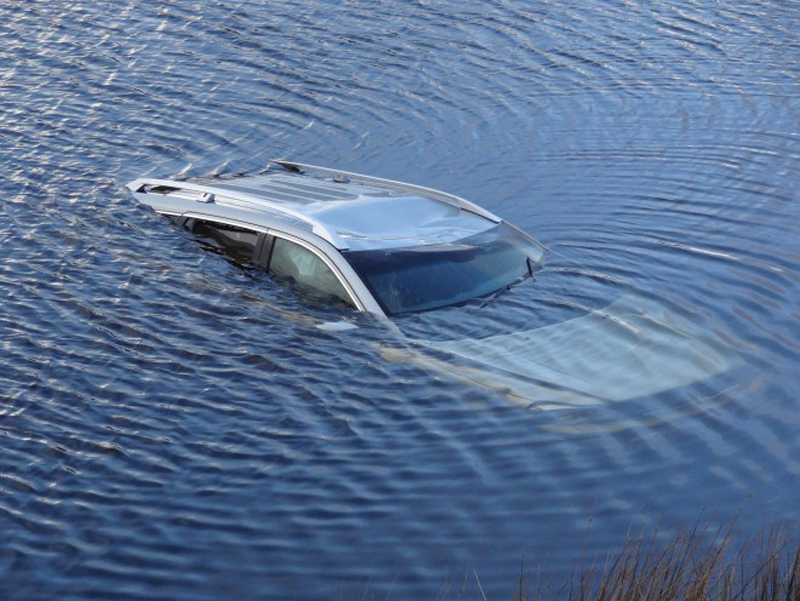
[192, 220, 259, 264]
[269, 237, 354, 308]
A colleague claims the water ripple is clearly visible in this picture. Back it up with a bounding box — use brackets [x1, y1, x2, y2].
[1, 0, 799, 599]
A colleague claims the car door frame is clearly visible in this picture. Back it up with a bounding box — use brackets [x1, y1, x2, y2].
[175, 212, 387, 318]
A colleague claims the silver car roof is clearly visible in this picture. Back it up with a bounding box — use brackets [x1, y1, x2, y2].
[127, 160, 502, 251]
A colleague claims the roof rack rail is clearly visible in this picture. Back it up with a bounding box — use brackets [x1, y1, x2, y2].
[273, 160, 502, 223]
[127, 178, 349, 249]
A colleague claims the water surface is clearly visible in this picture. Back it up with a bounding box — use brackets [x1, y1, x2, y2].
[1, 1, 798, 599]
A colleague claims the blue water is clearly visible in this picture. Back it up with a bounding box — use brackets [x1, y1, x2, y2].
[1, 1, 798, 599]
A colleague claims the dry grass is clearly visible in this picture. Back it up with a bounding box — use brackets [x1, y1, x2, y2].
[351, 517, 798, 601]
[517, 519, 800, 601]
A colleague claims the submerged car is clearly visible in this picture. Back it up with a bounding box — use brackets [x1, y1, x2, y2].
[128, 160, 736, 409]
[128, 160, 547, 318]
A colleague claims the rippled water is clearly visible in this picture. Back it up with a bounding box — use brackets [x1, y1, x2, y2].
[1, 1, 798, 599]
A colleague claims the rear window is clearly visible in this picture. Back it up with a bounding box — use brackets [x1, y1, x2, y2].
[191, 220, 259, 264]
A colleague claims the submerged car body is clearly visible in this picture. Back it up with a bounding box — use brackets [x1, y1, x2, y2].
[128, 160, 546, 319]
[128, 160, 736, 409]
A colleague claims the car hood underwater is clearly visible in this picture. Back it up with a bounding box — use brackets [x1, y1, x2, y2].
[379, 293, 738, 411]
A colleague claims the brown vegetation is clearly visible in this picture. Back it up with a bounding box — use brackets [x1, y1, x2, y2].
[515, 519, 799, 601]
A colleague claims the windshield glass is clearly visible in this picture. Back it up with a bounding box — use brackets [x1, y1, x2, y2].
[342, 223, 545, 315]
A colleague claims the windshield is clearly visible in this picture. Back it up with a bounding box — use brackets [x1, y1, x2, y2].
[342, 223, 545, 315]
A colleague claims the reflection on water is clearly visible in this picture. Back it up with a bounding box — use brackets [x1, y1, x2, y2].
[1, 0, 798, 599]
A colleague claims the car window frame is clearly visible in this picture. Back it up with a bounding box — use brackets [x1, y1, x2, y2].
[188, 218, 264, 264]
[177, 214, 366, 312]
[261, 231, 363, 311]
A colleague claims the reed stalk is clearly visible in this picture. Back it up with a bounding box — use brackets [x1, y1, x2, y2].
[513, 519, 799, 601]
